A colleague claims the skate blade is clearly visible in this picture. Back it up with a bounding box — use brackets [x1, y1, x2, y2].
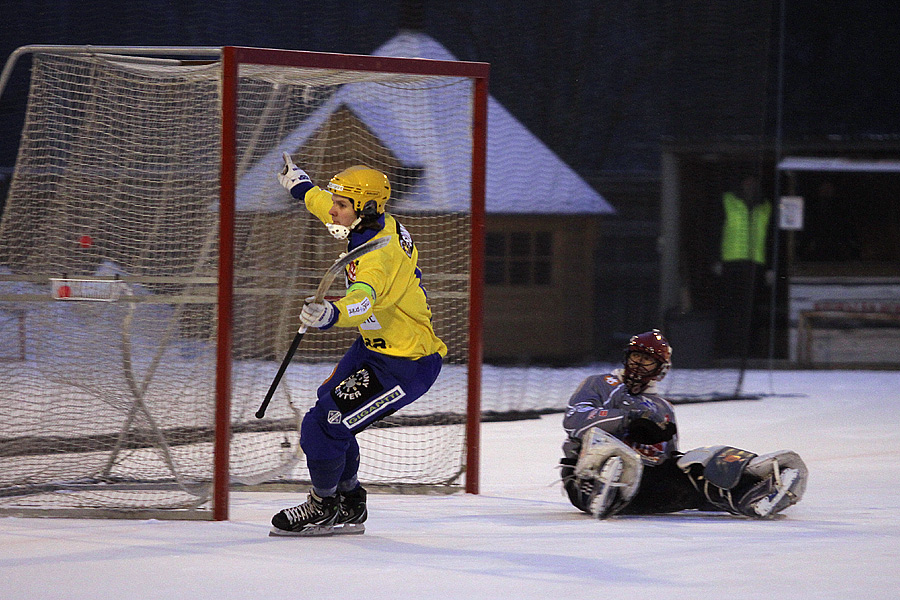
[333, 523, 366, 535]
[268, 524, 335, 537]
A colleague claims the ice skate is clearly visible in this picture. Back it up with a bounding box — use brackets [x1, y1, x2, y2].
[334, 486, 367, 535]
[738, 451, 808, 519]
[740, 463, 804, 519]
[270, 490, 339, 536]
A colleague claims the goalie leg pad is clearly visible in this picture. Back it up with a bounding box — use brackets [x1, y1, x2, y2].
[676, 445, 757, 489]
[677, 445, 758, 515]
[678, 446, 808, 518]
[574, 428, 644, 519]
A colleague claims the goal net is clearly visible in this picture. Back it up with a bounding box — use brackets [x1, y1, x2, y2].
[0, 47, 487, 518]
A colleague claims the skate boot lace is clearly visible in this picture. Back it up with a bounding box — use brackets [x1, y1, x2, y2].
[284, 495, 322, 523]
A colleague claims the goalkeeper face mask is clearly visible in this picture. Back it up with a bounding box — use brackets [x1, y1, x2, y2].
[621, 329, 672, 394]
[623, 351, 663, 394]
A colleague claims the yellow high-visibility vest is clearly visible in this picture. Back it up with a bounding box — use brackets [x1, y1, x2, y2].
[721, 192, 771, 265]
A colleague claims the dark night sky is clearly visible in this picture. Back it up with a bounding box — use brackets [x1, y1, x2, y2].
[1, 1, 898, 176]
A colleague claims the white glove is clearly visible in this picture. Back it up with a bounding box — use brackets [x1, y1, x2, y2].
[277, 152, 311, 194]
[299, 296, 337, 329]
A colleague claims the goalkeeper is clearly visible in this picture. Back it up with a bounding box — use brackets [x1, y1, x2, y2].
[560, 330, 807, 520]
[271, 154, 447, 536]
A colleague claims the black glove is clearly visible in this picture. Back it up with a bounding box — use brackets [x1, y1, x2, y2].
[627, 413, 677, 445]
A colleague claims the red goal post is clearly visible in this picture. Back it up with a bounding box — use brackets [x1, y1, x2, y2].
[216, 47, 489, 519]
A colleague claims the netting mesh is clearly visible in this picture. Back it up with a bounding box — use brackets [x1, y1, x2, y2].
[0, 52, 474, 515]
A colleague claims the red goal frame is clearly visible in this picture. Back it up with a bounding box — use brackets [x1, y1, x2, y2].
[216, 47, 489, 520]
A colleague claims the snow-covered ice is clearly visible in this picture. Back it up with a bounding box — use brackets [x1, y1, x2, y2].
[1, 369, 898, 599]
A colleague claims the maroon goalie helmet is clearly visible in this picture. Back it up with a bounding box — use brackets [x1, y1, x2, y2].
[622, 329, 672, 394]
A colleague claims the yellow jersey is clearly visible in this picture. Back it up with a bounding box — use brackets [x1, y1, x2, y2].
[304, 186, 447, 359]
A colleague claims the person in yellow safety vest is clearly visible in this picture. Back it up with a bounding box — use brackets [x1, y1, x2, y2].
[720, 177, 771, 265]
[715, 174, 771, 358]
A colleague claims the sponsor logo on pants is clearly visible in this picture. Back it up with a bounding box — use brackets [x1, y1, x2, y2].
[343, 385, 406, 429]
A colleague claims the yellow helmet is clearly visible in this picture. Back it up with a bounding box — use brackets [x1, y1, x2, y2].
[326, 165, 391, 215]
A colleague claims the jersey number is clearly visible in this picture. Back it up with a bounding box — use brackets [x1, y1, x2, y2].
[364, 337, 387, 349]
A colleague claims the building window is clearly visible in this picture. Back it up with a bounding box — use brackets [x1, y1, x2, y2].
[485, 231, 553, 286]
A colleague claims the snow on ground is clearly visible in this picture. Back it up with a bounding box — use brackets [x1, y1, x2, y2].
[2, 369, 899, 599]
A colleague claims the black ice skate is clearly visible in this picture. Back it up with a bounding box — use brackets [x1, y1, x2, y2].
[270, 491, 339, 537]
[335, 486, 367, 535]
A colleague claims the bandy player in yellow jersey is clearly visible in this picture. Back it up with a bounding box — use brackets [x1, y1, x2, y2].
[270, 154, 447, 537]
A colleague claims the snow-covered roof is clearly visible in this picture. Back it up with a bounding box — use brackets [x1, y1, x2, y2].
[235, 32, 613, 215]
[778, 156, 900, 173]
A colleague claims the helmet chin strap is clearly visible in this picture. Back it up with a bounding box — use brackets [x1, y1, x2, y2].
[326, 216, 362, 240]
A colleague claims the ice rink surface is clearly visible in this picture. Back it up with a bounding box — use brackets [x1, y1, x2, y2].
[2, 369, 898, 599]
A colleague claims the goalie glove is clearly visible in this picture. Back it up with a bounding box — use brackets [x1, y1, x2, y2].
[278, 152, 312, 198]
[299, 296, 338, 330]
[626, 408, 676, 445]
